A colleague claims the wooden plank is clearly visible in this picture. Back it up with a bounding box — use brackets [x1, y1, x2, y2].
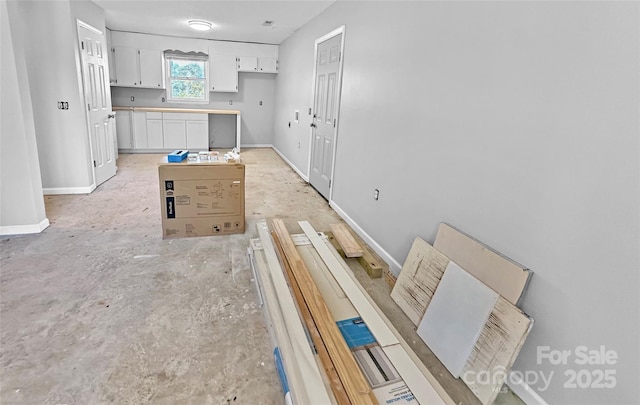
[271, 219, 378, 405]
[462, 297, 533, 405]
[321, 227, 454, 405]
[330, 223, 364, 258]
[358, 245, 383, 279]
[416, 262, 499, 378]
[390, 237, 450, 325]
[300, 221, 399, 348]
[327, 231, 383, 279]
[384, 269, 397, 289]
[434, 223, 532, 306]
[256, 221, 332, 405]
[272, 231, 351, 405]
[298, 245, 359, 322]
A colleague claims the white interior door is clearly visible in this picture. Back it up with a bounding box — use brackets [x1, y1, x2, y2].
[78, 21, 116, 187]
[309, 29, 344, 200]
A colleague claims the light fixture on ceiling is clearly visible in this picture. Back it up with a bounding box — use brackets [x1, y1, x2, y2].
[188, 20, 213, 31]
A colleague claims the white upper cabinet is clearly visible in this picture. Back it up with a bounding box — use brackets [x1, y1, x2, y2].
[111, 47, 163, 88]
[209, 54, 238, 92]
[258, 57, 278, 73]
[106, 28, 117, 85]
[237, 56, 278, 73]
[237, 56, 258, 72]
[138, 49, 164, 88]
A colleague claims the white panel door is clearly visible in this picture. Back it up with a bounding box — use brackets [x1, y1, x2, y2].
[309, 32, 343, 200]
[78, 21, 116, 187]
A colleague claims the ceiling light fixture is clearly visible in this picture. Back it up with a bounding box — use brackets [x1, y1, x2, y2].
[188, 20, 213, 31]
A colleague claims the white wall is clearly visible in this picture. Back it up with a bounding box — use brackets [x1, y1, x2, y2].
[274, 2, 639, 404]
[0, 0, 49, 235]
[6, 0, 102, 194]
[109, 31, 277, 147]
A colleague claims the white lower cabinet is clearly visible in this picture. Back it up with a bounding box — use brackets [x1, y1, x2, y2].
[115, 111, 133, 149]
[133, 112, 148, 148]
[146, 119, 164, 149]
[115, 110, 209, 151]
[162, 119, 187, 150]
[186, 119, 209, 149]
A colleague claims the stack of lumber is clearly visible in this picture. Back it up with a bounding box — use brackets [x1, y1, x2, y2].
[390, 223, 534, 405]
[249, 219, 454, 405]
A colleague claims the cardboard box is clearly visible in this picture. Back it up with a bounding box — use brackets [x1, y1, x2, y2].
[158, 162, 245, 238]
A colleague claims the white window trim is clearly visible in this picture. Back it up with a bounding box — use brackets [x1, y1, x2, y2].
[165, 53, 209, 104]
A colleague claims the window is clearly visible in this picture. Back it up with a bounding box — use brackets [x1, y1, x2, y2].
[165, 51, 208, 103]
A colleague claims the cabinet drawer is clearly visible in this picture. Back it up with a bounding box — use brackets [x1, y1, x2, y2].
[163, 112, 208, 121]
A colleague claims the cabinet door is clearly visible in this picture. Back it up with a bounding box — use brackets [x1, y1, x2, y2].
[258, 57, 278, 73]
[115, 110, 132, 149]
[147, 119, 164, 149]
[113, 47, 138, 87]
[106, 29, 117, 85]
[163, 119, 186, 149]
[186, 120, 209, 150]
[237, 56, 258, 72]
[138, 49, 164, 88]
[132, 112, 147, 148]
[209, 54, 238, 92]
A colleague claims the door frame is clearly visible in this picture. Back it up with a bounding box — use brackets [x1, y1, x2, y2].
[76, 19, 114, 190]
[307, 25, 346, 203]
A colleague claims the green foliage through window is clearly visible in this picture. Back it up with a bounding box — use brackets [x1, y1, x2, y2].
[166, 57, 208, 102]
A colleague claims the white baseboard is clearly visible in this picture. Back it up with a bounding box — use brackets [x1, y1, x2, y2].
[241, 144, 273, 148]
[271, 146, 309, 182]
[0, 218, 50, 236]
[329, 201, 402, 275]
[43, 184, 96, 195]
[507, 371, 549, 405]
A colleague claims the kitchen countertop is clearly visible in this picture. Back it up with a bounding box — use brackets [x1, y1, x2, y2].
[112, 106, 240, 115]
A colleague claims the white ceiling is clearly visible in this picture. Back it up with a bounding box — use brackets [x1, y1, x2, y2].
[93, 0, 336, 45]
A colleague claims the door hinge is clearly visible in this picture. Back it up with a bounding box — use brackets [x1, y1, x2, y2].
[93, 160, 96, 168]
[329, 180, 332, 188]
[87, 103, 90, 111]
[81, 41, 84, 50]
[333, 119, 336, 128]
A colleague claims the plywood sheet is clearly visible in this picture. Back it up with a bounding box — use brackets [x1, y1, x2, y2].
[417, 262, 498, 378]
[390, 237, 450, 325]
[462, 296, 533, 405]
[434, 223, 532, 306]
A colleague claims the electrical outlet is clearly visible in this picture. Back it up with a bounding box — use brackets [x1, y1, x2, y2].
[259, 101, 263, 106]
[294, 110, 300, 123]
[373, 189, 380, 200]
[298, 142, 301, 149]
[130, 96, 135, 102]
[308, 108, 312, 115]
[57, 101, 69, 110]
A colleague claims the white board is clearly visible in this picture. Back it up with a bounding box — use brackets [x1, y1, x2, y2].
[416, 262, 498, 378]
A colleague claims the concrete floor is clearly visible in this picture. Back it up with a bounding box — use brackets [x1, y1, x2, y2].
[0, 148, 523, 404]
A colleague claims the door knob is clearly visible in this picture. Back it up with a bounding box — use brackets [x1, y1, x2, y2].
[107, 113, 116, 119]
[310, 123, 317, 128]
